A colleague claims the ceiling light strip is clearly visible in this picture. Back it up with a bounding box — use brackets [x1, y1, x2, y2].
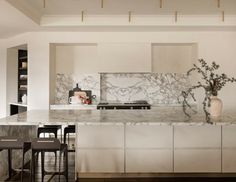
[81, 11, 84, 22]
[160, 0, 163, 8]
[43, 0, 46, 8]
[175, 11, 178, 22]
[129, 11, 132, 22]
[222, 11, 225, 22]
[217, 0, 221, 8]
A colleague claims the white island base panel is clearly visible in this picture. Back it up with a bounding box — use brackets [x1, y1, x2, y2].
[76, 124, 236, 177]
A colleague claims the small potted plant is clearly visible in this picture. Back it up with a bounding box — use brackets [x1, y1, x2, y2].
[181, 59, 236, 123]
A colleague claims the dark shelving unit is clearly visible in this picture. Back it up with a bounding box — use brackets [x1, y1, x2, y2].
[18, 50, 28, 102]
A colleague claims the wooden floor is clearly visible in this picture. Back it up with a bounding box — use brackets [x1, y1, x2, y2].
[1, 152, 75, 182]
[2, 150, 236, 182]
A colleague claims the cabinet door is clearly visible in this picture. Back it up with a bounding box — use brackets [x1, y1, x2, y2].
[126, 149, 173, 172]
[77, 125, 124, 148]
[174, 126, 221, 148]
[222, 126, 236, 172]
[126, 125, 172, 148]
[174, 149, 221, 173]
[77, 149, 124, 173]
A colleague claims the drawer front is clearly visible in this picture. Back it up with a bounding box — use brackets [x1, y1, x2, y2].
[174, 149, 221, 173]
[174, 126, 221, 148]
[77, 125, 124, 148]
[222, 126, 236, 148]
[126, 149, 173, 172]
[77, 149, 124, 173]
[222, 149, 236, 172]
[126, 125, 172, 148]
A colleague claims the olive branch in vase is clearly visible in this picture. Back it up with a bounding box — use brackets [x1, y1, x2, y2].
[181, 59, 236, 123]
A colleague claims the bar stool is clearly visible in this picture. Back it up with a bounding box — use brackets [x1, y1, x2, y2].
[0, 137, 31, 182]
[31, 138, 68, 182]
[64, 125, 76, 152]
[37, 125, 62, 160]
[37, 125, 62, 141]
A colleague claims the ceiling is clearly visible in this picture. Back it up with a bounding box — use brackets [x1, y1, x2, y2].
[1, 0, 236, 39]
[6, 0, 236, 17]
[0, 0, 39, 39]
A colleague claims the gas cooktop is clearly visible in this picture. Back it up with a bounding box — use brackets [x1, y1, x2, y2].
[97, 100, 151, 110]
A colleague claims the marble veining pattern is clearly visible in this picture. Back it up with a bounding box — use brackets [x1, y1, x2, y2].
[100, 73, 190, 104]
[55, 74, 100, 104]
[0, 126, 37, 178]
[1, 108, 236, 126]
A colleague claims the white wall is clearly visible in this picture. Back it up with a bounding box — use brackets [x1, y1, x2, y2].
[0, 31, 236, 117]
[6, 48, 18, 115]
[56, 44, 98, 74]
[152, 43, 195, 73]
[0, 40, 7, 118]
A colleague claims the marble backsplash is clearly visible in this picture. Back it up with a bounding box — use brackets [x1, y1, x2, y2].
[55, 73, 190, 105]
[55, 74, 100, 104]
[100, 73, 190, 105]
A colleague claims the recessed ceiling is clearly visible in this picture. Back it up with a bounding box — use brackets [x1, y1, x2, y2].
[7, 0, 236, 17]
[1, 0, 236, 39]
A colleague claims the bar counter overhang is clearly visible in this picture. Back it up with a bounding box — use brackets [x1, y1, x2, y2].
[1, 107, 236, 178]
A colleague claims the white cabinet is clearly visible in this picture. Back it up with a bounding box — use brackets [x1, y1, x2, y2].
[126, 149, 173, 172]
[126, 125, 173, 172]
[174, 126, 221, 173]
[76, 124, 124, 173]
[174, 126, 221, 148]
[77, 149, 124, 173]
[174, 149, 221, 172]
[126, 125, 172, 148]
[222, 126, 236, 172]
[77, 125, 124, 148]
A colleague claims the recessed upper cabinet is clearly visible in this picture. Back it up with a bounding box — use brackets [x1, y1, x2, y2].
[97, 43, 151, 73]
[152, 43, 197, 73]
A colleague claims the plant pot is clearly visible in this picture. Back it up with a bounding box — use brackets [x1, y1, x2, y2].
[209, 96, 223, 118]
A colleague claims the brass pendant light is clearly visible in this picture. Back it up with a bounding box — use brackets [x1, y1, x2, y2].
[129, 11, 132, 22]
[160, 0, 163, 8]
[222, 11, 225, 22]
[81, 10, 84, 22]
[43, 0, 46, 8]
[217, 0, 221, 8]
[175, 11, 178, 22]
[101, 0, 104, 8]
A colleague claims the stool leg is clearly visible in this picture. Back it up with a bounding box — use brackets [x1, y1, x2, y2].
[21, 151, 25, 182]
[65, 147, 68, 182]
[8, 149, 12, 179]
[41, 151, 45, 182]
[54, 132, 58, 165]
[30, 151, 34, 182]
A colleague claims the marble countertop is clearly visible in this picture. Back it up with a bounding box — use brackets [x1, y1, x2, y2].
[1, 107, 236, 126]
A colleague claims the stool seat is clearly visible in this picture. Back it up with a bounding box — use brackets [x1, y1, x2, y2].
[31, 138, 68, 182]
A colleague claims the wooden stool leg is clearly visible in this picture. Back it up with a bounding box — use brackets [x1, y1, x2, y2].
[41, 151, 45, 182]
[21, 150, 25, 182]
[8, 149, 12, 179]
[65, 147, 69, 182]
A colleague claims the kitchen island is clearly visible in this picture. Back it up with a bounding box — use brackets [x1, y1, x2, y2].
[1, 107, 236, 178]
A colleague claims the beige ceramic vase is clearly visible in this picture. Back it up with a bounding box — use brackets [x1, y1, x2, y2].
[209, 96, 223, 118]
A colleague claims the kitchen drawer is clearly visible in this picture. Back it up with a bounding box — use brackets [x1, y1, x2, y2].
[126, 125, 172, 148]
[126, 149, 173, 172]
[174, 126, 221, 148]
[77, 149, 124, 173]
[222, 126, 236, 148]
[222, 149, 236, 172]
[77, 125, 124, 148]
[174, 149, 221, 173]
